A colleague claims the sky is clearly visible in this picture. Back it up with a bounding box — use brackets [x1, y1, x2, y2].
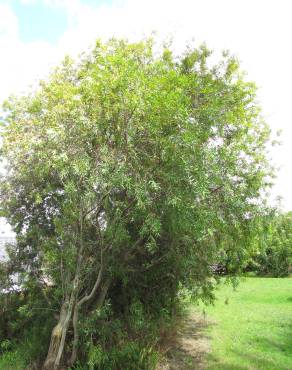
[0, 0, 292, 234]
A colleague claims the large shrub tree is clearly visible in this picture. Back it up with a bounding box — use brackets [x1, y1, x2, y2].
[0, 39, 272, 368]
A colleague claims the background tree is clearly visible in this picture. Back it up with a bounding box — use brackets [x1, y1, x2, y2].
[246, 212, 292, 277]
[0, 38, 273, 369]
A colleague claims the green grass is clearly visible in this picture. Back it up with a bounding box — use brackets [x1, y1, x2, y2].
[202, 277, 292, 370]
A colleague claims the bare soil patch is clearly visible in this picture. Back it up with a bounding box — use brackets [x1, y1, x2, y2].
[157, 309, 212, 370]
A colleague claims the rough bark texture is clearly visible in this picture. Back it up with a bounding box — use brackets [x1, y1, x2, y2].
[54, 295, 75, 368]
[43, 284, 77, 369]
[43, 301, 71, 370]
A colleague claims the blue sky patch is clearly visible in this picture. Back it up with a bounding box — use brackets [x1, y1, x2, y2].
[10, 0, 68, 44]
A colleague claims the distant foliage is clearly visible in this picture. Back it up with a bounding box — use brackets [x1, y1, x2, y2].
[249, 212, 292, 277]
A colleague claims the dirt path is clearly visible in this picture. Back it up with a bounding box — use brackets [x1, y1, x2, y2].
[157, 310, 211, 370]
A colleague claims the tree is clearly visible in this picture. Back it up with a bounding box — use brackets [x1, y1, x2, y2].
[248, 212, 292, 277]
[0, 38, 272, 368]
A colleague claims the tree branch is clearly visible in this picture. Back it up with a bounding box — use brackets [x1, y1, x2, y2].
[77, 248, 104, 307]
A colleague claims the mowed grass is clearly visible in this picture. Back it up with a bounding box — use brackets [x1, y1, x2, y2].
[202, 277, 292, 370]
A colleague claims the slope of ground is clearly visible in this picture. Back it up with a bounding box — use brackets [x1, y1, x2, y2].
[158, 277, 292, 370]
[203, 277, 292, 370]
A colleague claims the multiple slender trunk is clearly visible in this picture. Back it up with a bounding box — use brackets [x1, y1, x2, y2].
[43, 237, 107, 369]
[43, 274, 110, 369]
[43, 202, 133, 369]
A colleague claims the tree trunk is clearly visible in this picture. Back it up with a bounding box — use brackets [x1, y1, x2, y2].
[43, 302, 68, 370]
[43, 294, 75, 370]
[44, 212, 86, 369]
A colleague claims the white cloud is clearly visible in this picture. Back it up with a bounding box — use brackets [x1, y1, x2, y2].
[0, 0, 292, 211]
[0, 2, 63, 101]
[0, 3, 18, 38]
[0, 39, 60, 101]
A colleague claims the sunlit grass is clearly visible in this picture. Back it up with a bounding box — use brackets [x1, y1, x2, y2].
[203, 277, 292, 370]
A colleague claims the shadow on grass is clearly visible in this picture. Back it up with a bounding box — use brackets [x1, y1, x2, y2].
[205, 321, 292, 370]
[158, 309, 292, 370]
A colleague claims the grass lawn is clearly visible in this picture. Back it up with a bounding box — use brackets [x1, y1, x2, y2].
[202, 277, 292, 370]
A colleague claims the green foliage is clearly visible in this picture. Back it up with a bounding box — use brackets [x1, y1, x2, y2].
[0, 348, 28, 370]
[85, 342, 158, 370]
[0, 330, 51, 370]
[249, 212, 292, 277]
[74, 297, 162, 370]
[0, 288, 56, 368]
[0, 37, 273, 367]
